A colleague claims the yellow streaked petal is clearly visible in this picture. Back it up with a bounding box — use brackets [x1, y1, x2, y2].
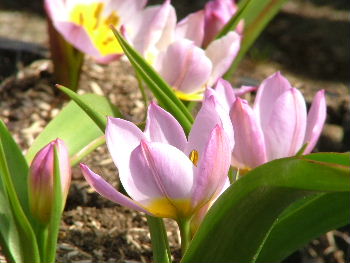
[69, 2, 123, 56]
[174, 89, 204, 101]
[146, 197, 192, 219]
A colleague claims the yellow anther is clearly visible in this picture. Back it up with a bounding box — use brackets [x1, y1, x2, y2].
[189, 150, 199, 167]
[79, 12, 84, 25]
[105, 12, 119, 26]
[93, 3, 104, 29]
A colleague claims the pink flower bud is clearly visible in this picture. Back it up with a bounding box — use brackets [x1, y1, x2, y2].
[28, 139, 71, 224]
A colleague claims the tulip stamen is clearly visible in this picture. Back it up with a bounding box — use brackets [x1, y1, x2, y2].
[93, 3, 104, 29]
[189, 150, 199, 167]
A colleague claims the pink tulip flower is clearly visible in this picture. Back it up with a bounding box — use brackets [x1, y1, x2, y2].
[210, 72, 327, 171]
[28, 139, 71, 224]
[124, 0, 241, 101]
[80, 99, 233, 220]
[155, 31, 241, 101]
[44, 0, 147, 63]
[203, 0, 238, 47]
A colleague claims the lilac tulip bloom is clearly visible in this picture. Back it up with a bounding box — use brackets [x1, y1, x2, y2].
[126, 0, 241, 101]
[211, 72, 326, 171]
[203, 0, 238, 47]
[81, 99, 233, 220]
[28, 139, 71, 224]
[45, 0, 147, 63]
[156, 31, 241, 101]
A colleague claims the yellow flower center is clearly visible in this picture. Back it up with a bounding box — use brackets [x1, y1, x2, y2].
[147, 197, 192, 219]
[189, 150, 199, 167]
[69, 2, 123, 56]
[174, 89, 205, 101]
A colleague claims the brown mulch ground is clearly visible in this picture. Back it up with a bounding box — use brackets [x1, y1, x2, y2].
[0, 0, 349, 262]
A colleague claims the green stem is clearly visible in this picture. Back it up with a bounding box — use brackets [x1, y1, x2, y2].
[146, 215, 171, 263]
[70, 135, 106, 166]
[177, 218, 191, 256]
[36, 224, 48, 262]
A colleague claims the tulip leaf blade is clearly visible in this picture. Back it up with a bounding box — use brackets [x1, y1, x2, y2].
[26, 93, 121, 165]
[0, 120, 40, 262]
[256, 191, 349, 262]
[57, 85, 109, 132]
[0, 120, 30, 216]
[182, 153, 349, 263]
[111, 27, 194, 134]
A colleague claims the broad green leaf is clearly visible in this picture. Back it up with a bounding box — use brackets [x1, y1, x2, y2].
[0, 121, 30, 217]
[26, 93, 121, 165]
[256, 192, 349, 262]
[257, 154, 350, 262]
[224, 0, 289, 77]
[182, 153, 349, 263]
[111, 27, 194, 134]
[57, 85, 109, 132]
[0, 121, 40, 262]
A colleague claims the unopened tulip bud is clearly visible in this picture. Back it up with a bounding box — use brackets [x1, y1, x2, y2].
[28, 139, 71, 224]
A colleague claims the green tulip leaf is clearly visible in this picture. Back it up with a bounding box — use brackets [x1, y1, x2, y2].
[26, 93, 122, 166]
[111, 27, 193, 134]
[182, 153, 349, 263]
[0, 120, 40, 262]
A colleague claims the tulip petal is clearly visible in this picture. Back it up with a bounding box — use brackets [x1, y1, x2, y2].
[176, 10, 205, 46]
[212, 78, 236, 111]
[80, 164, 150, 214]
[187, 93, 234, 157]
[53, 21, 101, 58]
[230, 98, 267, 168]
[105, 117, 146, 197]
[254, 72, 292, 123]
[144, 102, 187, 150]
[203, 0, 237, 46]
[205, 31, 241, 86]
[262, 88, 307, 160]
[132, 0, 176, 55]
[304, 90, 327, 154]
[157, 39, 212, 94]
[132, 141, 194, 200]
[192, 125, 231, 208]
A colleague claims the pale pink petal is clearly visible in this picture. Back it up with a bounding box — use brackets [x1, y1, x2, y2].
[262, 88, 307, 160]
[131, 141, 194, 201]
[44, 0, 67, 20]
[253, 72, 292, 123]
[53, 21, 102, 58]
[203, 0, 237, 47]
[191, 125, 231, 208]
[131, 0, 176, 54]
[144, 102, 187, 150]
[205, 31, 241, 86]
[213, 78, 236, 111]
[304, 90, 327, 154]
[230, 98, 267, 169]
[105, 0, 147, 23]
[105, 117, 146, 198]
[187, 94, 234, 158]
[176, 10, 205, 46]
[80, 163, 151, 214]
[157, 39, 212, 94]
[234, 85, 257, 97]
